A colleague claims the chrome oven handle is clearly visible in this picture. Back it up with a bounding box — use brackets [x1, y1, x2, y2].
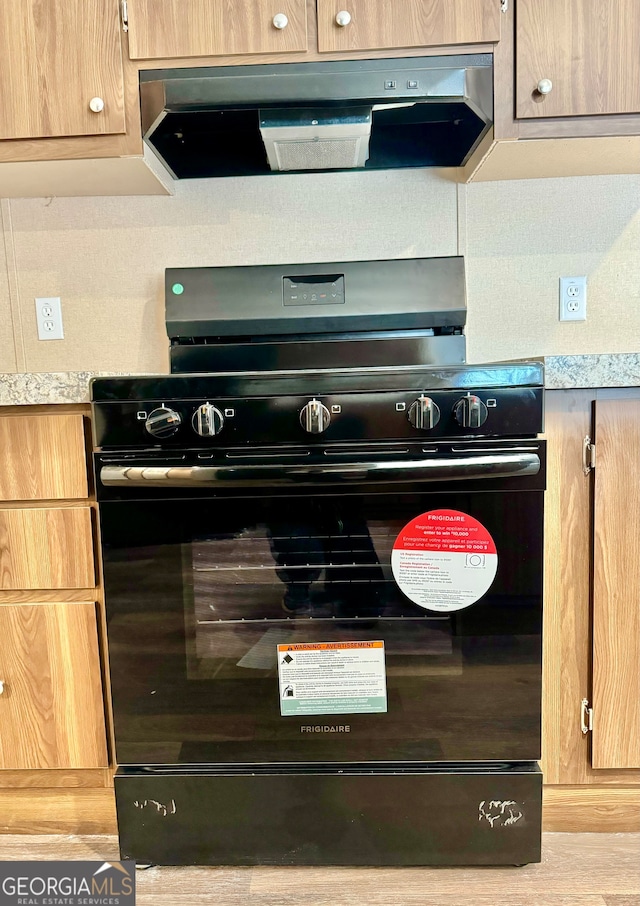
[100, 453, 540, 487]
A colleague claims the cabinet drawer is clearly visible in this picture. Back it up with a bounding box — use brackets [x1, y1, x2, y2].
[127, 0, 308, 61]
[0, 507, 95, 590]
[317, 0, 501, 54]
[0, 602, 108, 769]
[0, 414, 88, 501]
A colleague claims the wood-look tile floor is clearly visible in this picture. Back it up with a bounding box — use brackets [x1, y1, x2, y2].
[0, 834, 638, 906]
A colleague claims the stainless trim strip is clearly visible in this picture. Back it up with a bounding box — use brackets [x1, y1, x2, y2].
[451, 445, 540, 453]
[100, 453, 540, 487]
[226, 450, 311, 459]
[196, 616, 448, 624]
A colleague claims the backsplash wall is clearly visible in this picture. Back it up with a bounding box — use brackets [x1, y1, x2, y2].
[0, 201, 17, 373]
[0, 170, 639, 374]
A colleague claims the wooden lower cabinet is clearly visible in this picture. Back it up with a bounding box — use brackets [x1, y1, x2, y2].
[592, 400, 640, 769]
[0, 414, 88, 502]
[542, 389, 640, 790]
[0, 602, 108, 770]
[0, 507, 95, 590]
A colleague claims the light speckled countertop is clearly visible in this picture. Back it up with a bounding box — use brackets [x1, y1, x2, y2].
[1, 355, 640, 406]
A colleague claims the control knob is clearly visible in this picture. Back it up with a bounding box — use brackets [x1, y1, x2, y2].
[300, 398, 331, 434]
[192, 402, 224, 437]
[408, 396, 440, 430]
[453, 394, 488, 429]
[144, 406, 182, 438]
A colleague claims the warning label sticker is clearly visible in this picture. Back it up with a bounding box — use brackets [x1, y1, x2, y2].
[391, 509, 498, 613]
[277, 641, 387, 717]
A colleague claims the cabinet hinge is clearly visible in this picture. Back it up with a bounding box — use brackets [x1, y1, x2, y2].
[581, 698, 593, 734]
[500, 0, 509, 12]
[121, 0, 128, 32]
[583, 436, 596, 475]
[582, 434, 596, 475]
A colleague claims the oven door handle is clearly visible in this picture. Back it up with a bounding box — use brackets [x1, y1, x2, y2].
[100, 453, 540, 487]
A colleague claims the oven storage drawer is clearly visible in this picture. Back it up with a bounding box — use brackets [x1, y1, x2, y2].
[115, 763, 542, 866]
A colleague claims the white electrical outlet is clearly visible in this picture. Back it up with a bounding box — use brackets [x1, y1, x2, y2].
[35, 297, 64, 340]
[559, 276, 587, 322]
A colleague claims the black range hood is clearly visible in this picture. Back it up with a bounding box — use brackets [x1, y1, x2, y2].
[140, 55, 493, 179]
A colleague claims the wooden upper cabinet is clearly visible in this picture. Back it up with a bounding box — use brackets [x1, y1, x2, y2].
[317, 0, 501, 54]
[0, 0, 126, 140]
[516, 0, 640, 119]
[127, 0, 308, 60]
[592, 399, 640, 769]
[0, 603, 108, 769]
[0, 415, 88, 502]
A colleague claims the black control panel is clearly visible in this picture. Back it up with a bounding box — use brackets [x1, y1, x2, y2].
[93, 387, 543, 450]
[165, 257, 466, 339]
[283, 275, 345, 306]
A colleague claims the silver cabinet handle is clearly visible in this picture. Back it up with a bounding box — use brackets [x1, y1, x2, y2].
[272, 13, 289, 28]
[0, 680, 5, 695]
[336, 10, 352, 26]
[89, 97, 105, 113]
[537, 79, 553, 95]
[101, 453, 540, 488]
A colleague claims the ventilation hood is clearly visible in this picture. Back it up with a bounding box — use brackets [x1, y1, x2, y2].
[140, 55, 493, 179]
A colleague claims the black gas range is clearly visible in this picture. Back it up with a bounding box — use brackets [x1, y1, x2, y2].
[92, 257, 544, 867]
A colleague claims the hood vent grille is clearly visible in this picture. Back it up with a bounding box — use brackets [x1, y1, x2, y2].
[259, 107, 372, 171]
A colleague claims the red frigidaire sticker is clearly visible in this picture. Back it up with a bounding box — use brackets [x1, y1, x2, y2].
[391, 509, 498, 612]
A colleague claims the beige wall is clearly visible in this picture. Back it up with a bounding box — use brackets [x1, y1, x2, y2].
[463, 174, 640, 363]
[0, 170, 457, 374]
[0, 170, 638, 374]
[0, 201, 17, 372]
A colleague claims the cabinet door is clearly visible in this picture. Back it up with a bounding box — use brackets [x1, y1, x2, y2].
[127, 0, 307, 60]
[0, 603, 108, 769]
[317, 0, 500, 54]
[0, 415, 88, 502]
[592, 399, 640, 769]
[0, 0, 126, 140]
[0, 507, 95, 590]
[516, 0, 640, 118]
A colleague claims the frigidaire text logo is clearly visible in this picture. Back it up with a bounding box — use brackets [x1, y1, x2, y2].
[301, 725, 351, 733]
[0, 860, 135, 906]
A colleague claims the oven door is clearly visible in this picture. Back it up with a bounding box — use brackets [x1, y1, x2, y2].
[97, 443, 545, 767]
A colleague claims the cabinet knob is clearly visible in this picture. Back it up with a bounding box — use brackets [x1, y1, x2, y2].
[335, 10, 352, 26]
[89, 97, 105, 113]
[536, 79, 553, 96]
[272, 13, 289, 28]
[0, 680, 5, 695]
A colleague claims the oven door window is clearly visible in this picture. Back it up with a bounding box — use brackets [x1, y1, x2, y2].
[101, 490, 542, 766]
